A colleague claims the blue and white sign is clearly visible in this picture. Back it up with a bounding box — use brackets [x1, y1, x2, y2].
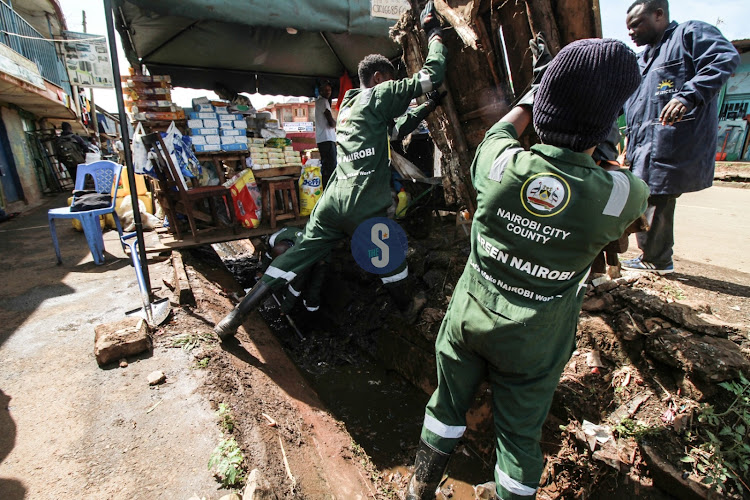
[351, 217, 408, 275]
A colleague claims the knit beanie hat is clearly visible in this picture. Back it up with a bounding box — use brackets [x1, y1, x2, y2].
[533, 38, 640, 152]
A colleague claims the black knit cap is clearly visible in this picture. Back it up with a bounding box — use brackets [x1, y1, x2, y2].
[533, 38, 640, 152]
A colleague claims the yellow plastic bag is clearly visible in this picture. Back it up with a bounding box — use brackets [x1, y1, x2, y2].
[298, 166, 322, 216]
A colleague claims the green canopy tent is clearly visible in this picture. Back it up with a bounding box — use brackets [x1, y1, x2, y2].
[113, 0, 404, 96]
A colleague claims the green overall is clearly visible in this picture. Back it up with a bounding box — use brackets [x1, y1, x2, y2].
[258, 227, 325, 312]
[260, 39, 447, 290]
[420, 122, 649, 499]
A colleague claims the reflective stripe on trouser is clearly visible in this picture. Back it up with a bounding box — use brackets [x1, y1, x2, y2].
[420, 278, 577, 500]
[261, 181, 405, 290]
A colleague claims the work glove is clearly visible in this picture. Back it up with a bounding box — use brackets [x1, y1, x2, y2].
[517, 32, 553, 109]
[420, 1, 443, 41]
[424, 90, 447, 112]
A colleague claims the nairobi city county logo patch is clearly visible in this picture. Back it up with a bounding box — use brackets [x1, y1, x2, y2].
[521, 173, 570, 217]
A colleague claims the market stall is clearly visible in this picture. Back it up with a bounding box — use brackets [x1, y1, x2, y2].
[107, 0, 404, 247]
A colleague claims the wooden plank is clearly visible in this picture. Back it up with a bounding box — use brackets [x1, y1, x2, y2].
[495, 1, 533, 102]
[252, 166, 301, 179]
[524, 0, 563, 54]
[144, 218, 308, 253]
[554, 0, 596, 45]
[171, 250, 194, 305]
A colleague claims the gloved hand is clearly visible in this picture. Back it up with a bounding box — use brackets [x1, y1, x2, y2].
[517, 32, 553, 109]
[424, 90, 447, 112]
[420, 1, 443, 41]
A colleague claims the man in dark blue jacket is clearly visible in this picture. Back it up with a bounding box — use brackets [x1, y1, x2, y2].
[622, 0, 739, 273]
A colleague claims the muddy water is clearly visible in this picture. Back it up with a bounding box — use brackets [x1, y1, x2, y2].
[206, 244, 492, 498]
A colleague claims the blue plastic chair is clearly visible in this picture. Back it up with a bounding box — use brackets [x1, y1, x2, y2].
[48, 160, 124, 265]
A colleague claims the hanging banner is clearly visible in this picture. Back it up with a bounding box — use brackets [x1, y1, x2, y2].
[62, 31, 114, 89]
[0, 43, 46, 89]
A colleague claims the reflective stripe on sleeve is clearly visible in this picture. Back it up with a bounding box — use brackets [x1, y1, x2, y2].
[489, 147, 523, 183]
[602, 171, 631, 217]
[265, 266, 297, 283]
[288, 284, 301, 297]
[495, 465, 537, 496]
[380, 266, 408, 284]
[418, 70, 433, 93]
[423, 413, 466, 439]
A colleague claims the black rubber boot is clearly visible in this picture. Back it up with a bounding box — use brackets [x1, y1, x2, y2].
[406, 439, 451, 500]
[385, 280, 426, 323]
[214, 281, 271, 339]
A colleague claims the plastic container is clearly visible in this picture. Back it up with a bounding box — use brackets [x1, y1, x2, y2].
[396, 188, 409, 219]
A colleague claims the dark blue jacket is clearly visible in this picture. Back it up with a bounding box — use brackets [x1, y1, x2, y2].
[624, 21, 739, 195]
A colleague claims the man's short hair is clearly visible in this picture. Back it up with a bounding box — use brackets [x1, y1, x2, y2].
[358, 54, 395, 87]
[61, 122, 73, 132]
[627, 0, 669, 17]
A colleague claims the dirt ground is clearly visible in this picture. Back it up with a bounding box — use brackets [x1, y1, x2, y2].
[0, 195, 376, 499]
[2, 179, 749, 499]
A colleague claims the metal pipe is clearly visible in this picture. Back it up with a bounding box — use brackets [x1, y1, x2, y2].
[103, 0, 153, 301]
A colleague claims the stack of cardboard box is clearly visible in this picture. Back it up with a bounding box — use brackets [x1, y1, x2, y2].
[122, 74, 185, 122]
[249, 141, 302, 169]
[188, 100, 249, 153]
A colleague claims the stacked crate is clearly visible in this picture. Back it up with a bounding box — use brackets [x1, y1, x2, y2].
[122, 74, 185, 124]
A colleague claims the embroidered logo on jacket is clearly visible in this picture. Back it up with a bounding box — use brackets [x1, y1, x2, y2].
[655, 79, 677, 96]
[521, 173, 570, 217]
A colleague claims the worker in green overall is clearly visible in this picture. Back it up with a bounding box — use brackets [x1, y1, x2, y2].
[406, 37, 650, 499]
[257, 226, 327, 314]
[214, 2, 448, 339]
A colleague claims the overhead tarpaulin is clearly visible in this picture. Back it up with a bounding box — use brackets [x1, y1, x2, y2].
[114, 0, 403, 97]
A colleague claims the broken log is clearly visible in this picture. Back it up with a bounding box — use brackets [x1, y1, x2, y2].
[393, 0, 601, 212]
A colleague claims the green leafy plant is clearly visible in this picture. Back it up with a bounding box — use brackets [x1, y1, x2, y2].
[170, 333, 212, 351]
[216, 403, 234, 433]
[614, 418, 661, 441]
[208, 437, 246, 487]
[682, 372, 750, 495]
[195, 358, 210, 369]
[662, 283, 686, 300]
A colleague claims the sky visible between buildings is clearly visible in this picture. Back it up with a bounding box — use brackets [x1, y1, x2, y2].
[58, 0, 750, 115]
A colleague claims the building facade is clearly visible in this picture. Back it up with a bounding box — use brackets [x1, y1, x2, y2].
[0, 0, 107, 214]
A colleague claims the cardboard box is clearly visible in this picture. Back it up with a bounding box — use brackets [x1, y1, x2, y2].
[221, 129, 243, 137]
[188, 111, 218, 120]
[205, 135, 222, 145]
[233, 120, 247, 129]
[191, 135, 207, 145]
[219, 122, 235, 130]
[187, 119, 203, 128]
[194, 144, 221, 152]
[193, 103, 214, 112]
[190, 128, 219, 135]
[203, 119, 220, 128]
[221, 143, 248, 151]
